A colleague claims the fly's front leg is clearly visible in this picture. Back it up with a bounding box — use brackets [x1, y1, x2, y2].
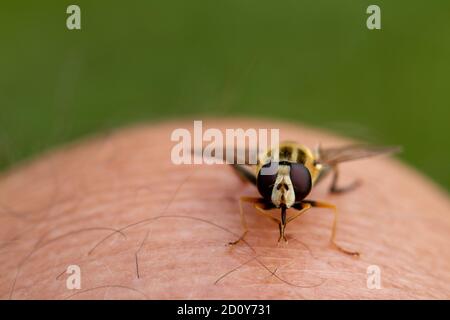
[289, 202, 312, 223]
[304, 200, 360, 256]
[254, 202, 287, 242]
[254, 203, 278, 224]
[329, 166, 361, 194]
[255, 203, 311, 243]
[228, 196, 265, 246]
[274, 202, 312, 243]
[278, 206, 287, 243]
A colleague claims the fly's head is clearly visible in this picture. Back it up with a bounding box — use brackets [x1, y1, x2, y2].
[256, 161, 312, 208]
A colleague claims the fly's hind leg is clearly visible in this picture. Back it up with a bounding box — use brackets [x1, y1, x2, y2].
[303, 200, 360, 256]
[329, 166, 361, 194]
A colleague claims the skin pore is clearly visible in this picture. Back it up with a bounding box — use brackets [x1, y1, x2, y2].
[0, 119, 449, 299]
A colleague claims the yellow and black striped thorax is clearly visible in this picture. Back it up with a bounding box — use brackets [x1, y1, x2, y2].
[256, 141, 322, 185]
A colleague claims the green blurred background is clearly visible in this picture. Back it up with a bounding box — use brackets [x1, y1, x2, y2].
[0, 1, 449, 189]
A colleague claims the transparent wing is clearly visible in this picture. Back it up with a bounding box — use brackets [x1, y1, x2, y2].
[317, 144, 401, 166]
[191, 146, 258, 185]
[191, 146, 260, 165]
[231, 164, 257, 186]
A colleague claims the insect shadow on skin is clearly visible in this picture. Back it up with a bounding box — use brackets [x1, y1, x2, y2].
[197, 142, 401, 257]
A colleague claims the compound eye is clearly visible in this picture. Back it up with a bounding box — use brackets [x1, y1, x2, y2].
[289, 163, 312, 201]
[257, 162, 278, 201]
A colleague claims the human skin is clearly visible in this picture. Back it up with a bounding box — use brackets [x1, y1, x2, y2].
[0, 119, 449, 300]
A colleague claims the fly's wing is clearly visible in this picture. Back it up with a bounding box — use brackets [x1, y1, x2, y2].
[312, 144, 401, 186]
[231, 164, 257, 186]
[191, 145, 260, 165]
[191, 146, 259, 186]
[317, 144, 402, 166]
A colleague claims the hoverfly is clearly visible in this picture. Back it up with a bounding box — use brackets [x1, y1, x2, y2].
[224, 142, 400, 256]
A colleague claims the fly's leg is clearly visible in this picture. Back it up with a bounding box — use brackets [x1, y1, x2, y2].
[288, 202, 312, 223]
[229, 196, 265, 246]
[228, 165, 257, 245]
[304, 200, 360, 256]
[274, 202, 312, 243]
[254, 202, 289, 242]
[254, 203, 279, 224]
[255, 202, 311, 243]
[329, 166, 361, 194]
[279, 206, 287, 243]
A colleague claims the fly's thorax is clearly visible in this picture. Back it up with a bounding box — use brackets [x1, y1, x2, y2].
[256, 142, 321, 184]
